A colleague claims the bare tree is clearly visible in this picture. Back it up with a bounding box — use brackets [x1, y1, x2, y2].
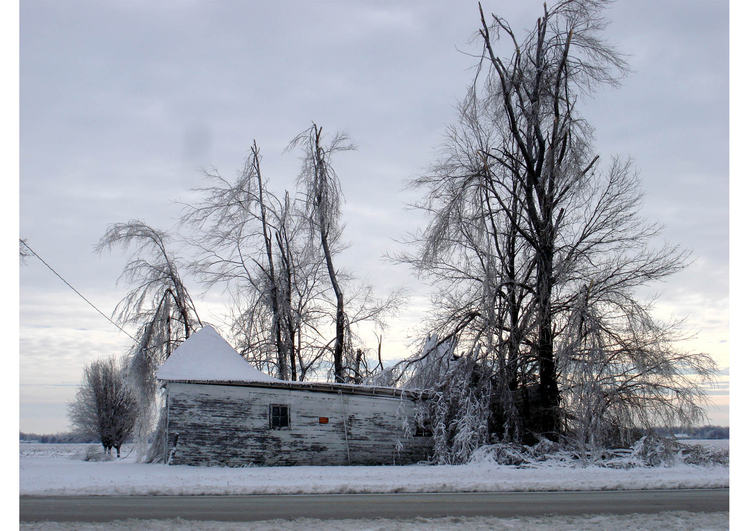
[474, 0, 635, 438]
[95, 221, 202, 460]
[397, 0, 714, 453]
[181, 143, 329, 381]
[555, 261, 716, 454]
[68, 356, 138, 458]
[287, 123, 356, 383]
[183, 133, 403, 384]
[183, 142, 288, 378]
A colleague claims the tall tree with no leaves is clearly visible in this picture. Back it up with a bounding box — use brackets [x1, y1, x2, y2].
[399, 0, 715, 453]
[183, 134, 402, 383]
[475, 0, 632, 437]
[182, 142, 331, 381]
[182, 142, 293, 379]
[287, 123, 356, 383]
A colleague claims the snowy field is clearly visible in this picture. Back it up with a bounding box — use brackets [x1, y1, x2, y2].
[19, 442, 730, 530]
[20, 441, 729, 496]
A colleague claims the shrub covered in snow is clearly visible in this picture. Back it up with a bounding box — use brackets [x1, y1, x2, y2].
[467, 435, 728, 469]
[83, 445, 115, 462]
[678, 441, 729, 467]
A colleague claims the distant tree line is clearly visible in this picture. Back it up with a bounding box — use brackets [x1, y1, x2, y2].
[652, 425, 729, 440]
[20, 432, 104, 444]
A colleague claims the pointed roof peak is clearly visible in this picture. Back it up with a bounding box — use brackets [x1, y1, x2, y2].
[156, 325, 279, 383]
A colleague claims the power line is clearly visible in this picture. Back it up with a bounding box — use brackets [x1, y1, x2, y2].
[20, 239, 136, 342]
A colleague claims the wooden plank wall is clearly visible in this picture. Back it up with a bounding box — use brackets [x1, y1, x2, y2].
[165, 382, 433, 467]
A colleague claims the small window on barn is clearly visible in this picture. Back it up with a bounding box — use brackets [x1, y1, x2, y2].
[269, 404, 290, 429]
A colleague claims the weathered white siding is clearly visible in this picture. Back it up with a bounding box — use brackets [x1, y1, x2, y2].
[165, 382, 433, 467]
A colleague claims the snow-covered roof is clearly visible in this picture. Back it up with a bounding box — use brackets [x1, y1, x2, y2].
[156, 325, 279, 383]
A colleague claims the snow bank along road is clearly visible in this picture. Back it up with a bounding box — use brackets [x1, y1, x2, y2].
[20, 490, 730, 523]
[19, 442, 729, 525]
[18, 512, 732, 531]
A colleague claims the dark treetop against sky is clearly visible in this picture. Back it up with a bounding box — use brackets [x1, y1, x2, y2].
[19, 0, 729, 433]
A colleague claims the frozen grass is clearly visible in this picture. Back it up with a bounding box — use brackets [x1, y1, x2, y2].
[19, 441, 728, 497]
[18, 512, 730, 530]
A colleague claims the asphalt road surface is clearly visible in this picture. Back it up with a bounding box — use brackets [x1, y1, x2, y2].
[20, 489, 728, 522]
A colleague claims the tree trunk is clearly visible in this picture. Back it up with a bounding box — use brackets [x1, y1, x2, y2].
[253, 141, 288, 380]
[312, 125, 347, 383]
[323, 231, 346, 383]
[536, 245, 560, 439]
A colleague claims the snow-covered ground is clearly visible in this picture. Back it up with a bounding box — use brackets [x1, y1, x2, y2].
[18, 512, 730, 531]
[20, 441, 728, 496]
[19, 441, 730, 530]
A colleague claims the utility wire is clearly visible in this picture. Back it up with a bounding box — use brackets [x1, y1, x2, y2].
[20, 239, 136, 342]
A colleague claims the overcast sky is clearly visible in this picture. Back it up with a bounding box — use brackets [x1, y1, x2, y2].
[18, 0, 729, 434]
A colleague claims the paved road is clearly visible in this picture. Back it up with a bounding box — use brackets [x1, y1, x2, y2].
[20, 489, 728, 522]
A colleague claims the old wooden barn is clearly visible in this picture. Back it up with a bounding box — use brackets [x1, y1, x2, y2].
[156, 325, 433, 466]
